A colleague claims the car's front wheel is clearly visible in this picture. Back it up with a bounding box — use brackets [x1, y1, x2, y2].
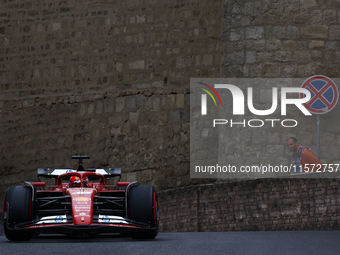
[4, 186, 34, 241]
[127, 185, 158, 239]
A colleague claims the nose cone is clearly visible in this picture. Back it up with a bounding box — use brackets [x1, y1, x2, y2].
[68, 188, 96, 225]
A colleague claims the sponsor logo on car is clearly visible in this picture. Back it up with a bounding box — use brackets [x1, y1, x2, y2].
[75, 197, 90, 201]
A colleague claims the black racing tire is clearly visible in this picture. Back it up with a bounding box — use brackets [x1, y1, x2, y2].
[3, 186, 34, 241]
[128, 185, 158, 239]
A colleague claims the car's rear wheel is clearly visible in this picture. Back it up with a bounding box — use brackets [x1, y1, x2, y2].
[4, 186, 34, 241]
[128, 185, 158, 239]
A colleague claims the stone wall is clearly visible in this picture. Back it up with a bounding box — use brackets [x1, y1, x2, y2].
[217, 0, 340, 173]
[221, 0, 340, 78]
[0, 0, 222, 207]
[159, 179, 340, 232]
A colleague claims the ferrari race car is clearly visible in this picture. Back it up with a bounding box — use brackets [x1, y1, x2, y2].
[3, 156, 159, 241]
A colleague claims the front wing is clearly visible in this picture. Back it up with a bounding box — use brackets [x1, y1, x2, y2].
[5, 215, 157, 236]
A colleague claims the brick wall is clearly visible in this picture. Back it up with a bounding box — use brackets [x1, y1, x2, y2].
[159, 179, 340, 232]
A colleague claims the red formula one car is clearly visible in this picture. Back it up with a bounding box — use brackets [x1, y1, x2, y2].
[3, 156, 159, 241]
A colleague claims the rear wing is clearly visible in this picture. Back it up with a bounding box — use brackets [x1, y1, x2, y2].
[37, 168, 122, 178]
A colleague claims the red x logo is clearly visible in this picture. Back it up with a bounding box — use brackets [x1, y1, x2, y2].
[305, 81, 332, 109]
[300, 75, 338, 114]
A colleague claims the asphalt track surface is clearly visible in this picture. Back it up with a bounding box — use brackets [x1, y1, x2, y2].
[1, 230, 340, 255]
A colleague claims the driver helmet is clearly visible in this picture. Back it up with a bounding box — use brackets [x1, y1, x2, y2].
[69, 176, 81, 187]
